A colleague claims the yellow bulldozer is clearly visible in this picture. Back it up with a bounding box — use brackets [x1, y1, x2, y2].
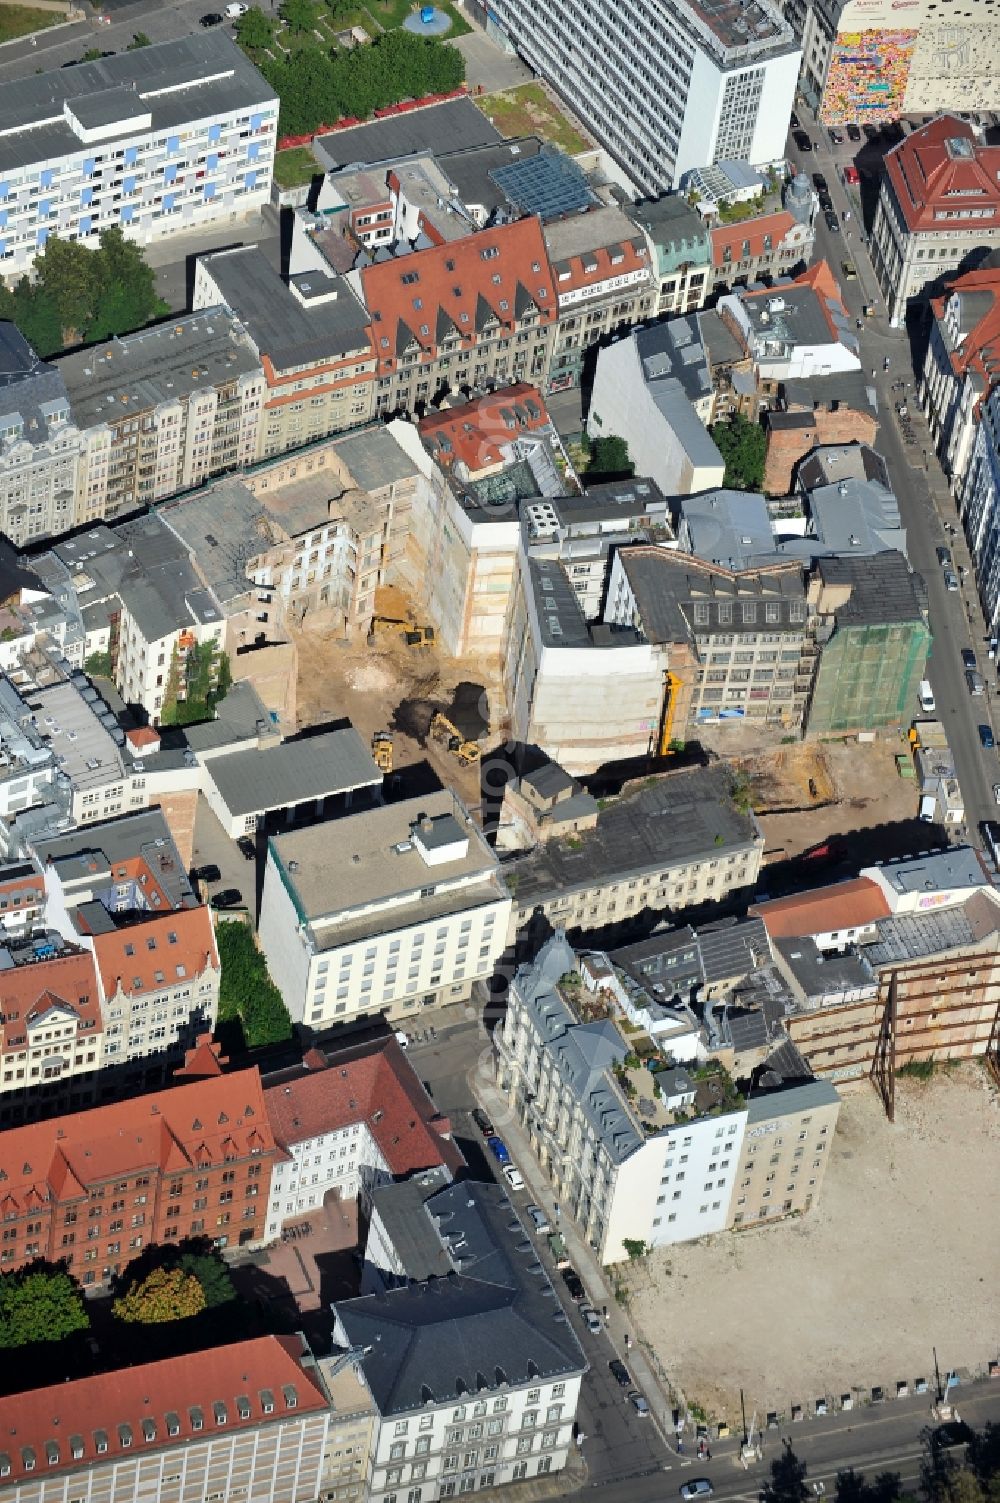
[369, 615, 435, 648]
[430, 712, 481, 766]
[371, 731, 393, 774]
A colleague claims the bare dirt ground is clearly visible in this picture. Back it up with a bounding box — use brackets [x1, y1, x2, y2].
[291, 586, 494, 813]
[624, 1066, 1000, 1426]
[716, 735, 921, 864]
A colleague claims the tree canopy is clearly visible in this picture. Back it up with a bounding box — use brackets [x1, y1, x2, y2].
[236, 5, 276, 49]
[258, 30, 465, 137]
[113, 1266, 207, 1325]
[158, 641, 232, 728]
[217, 919, 293, 1050]
[0, 228, 165, 356]
[709, 411, 766, 491]
[0, 1264, 88, 1349]
[587, 434, 635, 481]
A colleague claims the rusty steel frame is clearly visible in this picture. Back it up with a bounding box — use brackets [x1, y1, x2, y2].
[871, 970, 897, 1122]
[985, 995, 1000, 1091]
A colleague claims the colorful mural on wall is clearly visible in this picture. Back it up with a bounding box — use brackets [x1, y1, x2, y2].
[820, 27, 918, 124]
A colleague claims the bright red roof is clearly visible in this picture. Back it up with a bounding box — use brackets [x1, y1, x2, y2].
[885, 116, 1000, 234]
[92, 904, 218, 1001]
[0, 1066, 275, 1214]
[359, 217, 555, 374]
[418, 383, 551, 472]
[710, 210, 797, 269]
[750, 877, 890, 939]
[930, 261, 1000, 389]
[264, 1037, 464, 1179]
[0, 1335, 327, 1484]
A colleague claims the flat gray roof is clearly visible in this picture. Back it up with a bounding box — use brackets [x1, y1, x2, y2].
[336, 426, 420, 492]
[199, 246, 371, 371]
[0, 32, 274, 175]
[746, 1075, 840, 1122]
[313, 96, 500, 172]
[268, 789, 500, 928]
[207, 728, 381, 819]
[57, 311, 260, 431]
[506, 766, 760, 907]
[33, 807, 195, 907]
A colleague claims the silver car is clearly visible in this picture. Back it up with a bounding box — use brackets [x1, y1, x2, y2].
[526, 1205, 551, 1234]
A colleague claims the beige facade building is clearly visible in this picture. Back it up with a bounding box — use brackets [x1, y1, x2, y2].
[728, 1079, 840, 1228]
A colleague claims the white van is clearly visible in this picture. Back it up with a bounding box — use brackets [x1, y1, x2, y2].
[919, 794, 937, 823]
[918, 680, 935, 713]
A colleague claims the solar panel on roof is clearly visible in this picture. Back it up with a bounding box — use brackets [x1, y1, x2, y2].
[489, 150, 597, 222]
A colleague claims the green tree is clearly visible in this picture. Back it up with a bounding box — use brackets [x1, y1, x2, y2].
[709, 411, 766, 491]
[84, 650, 113, 678]
[587, 434, 634, 480]
[216, 919, 293, 1049]
[762, 1443, 810, 1503]
[836, 1468, 907, 1503]
[87, 226, 165, 341]
[280, 0, 320, 31]
[0, 1264, 88, 1349]
[236, 5, 276, 49]
[113, 1266, 207, 1325]
[158, 641, 232, 727]
[178, 1250, 236, 1309]
[34, 236, 100, 341]
[127, 31, 152, 48]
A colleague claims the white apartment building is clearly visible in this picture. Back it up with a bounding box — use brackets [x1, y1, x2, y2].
[495, 934, 749, 1261]
[91, 904, 219, 1066]
[258, 791, 511, 1027]
[0, 325, 80, 548]
[0, 33, 276, 278]
[336, 1179, 586, 1502]
[962, 384, 1000, 635]
[485, 0, 799, 194]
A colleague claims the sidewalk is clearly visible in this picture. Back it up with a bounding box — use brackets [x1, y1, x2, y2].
[473, 1069, 683, 1455]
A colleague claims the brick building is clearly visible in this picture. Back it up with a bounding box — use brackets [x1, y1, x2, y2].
[0, 1066, 279, 1286]
[359, 216, 557, 417]
[763, 393, 879, 495]
[0, 1336, 330, 1503]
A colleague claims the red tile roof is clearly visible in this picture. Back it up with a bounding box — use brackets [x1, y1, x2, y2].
[710, 210, 797, 269]
[930, 262, 1000, 389]
[418, 383, 551, 472]
[547, 220, 649, 304]
[0, 1336, 327, 1485]
[0, 1066, 276, 1214]
[750, 877, 891, 939]
[0, 946, 102, 1057]
[264, 1038, 465, 1179]
[885, 116, 1000, 234]
[126, 727, 161, 752]
[91, 904, 218, 1001]
[359, 217, 555, 373]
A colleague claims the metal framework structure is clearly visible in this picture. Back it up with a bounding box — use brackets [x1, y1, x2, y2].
[871, 970, 897, 1122]
[985, 995, 1000, 1091]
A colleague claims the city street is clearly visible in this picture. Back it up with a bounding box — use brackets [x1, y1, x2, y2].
[786, 118, 999, 847]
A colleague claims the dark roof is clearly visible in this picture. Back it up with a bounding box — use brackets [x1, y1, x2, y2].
[369, 1170, 457, 1281]
[506, 767, 759, 905]
[781, 369, 875, 411]
[313, 96, 501, 172]
[521, 762, 577, 801]
[620, 547, 806, 644]
[205, 728, 382, 818]
[440, 137, 543, 218]
[490, 146, 597, 220]
[337, 1180, 585, 1415]
[0, 32, 274, 175]
[816, 551, 925, 626]
[199, 246, 371, 370]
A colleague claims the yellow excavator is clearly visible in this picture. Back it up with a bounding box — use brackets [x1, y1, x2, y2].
[371, 731, 393, 774]
[369, 615, 434, 648]
[430, 712, 481, 766]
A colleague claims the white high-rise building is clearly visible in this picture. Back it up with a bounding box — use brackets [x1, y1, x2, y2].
[484, 0, 800, 195]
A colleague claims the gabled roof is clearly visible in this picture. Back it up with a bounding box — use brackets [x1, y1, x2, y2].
[885, 116, 1000, 234]
[711, 210, 797, 268]
[0, 943, 102, 1057]
[0, 1336, 325, 1486]
[930, 256, 1000, 393]
[418, 383, 550, 471]
[750, 877, 891, 939]
[360, 217, 554, 374]
[92, 904, 218, 1001]
[263, 1036, 464, 1179]
[0, 1066, 275, 1213]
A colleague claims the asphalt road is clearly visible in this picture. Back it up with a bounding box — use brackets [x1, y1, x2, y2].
[787, 116, 999, 848]
[0, 0, 246, 83]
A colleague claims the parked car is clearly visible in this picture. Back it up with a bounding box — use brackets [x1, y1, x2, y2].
[680, 1481, 715, 1500]
[862, 122, 880, 141]
[993, 785, 1000, 807]
[225, 2, 248, 14]
[962, 647, 978, 671]
[793, 130, 813, 152]
[790, 110, 800, 129]
[967, 669, 986, 696]
[828, 128, 844, 144]
[200, 11, 224, 23]
[472, 1107, 495, 1137]
[980, 724, 996, 749]
[936, 546, 953, 567]
[502, 1164, 525, 1192]
[486, 1135, 510, 1165]
[812, 172, 828, 191]
[236, 835, 256, 860]
[562, 1268, 585, 1302]
[210, 888, 243, 909]
[825, 209, 840, 232]
[846, 123, 862, 141]
[629, 1392, 650, 1417]
[394, 1030, 410, 1050]
[819, 192, 834, 211]
[944, 569, 959, 591]
[526, 1205, 551, 1234]
[580, 1305, 602, 1334]
[609, 1358, 632, 1388]
[192, 863, 221, 883]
